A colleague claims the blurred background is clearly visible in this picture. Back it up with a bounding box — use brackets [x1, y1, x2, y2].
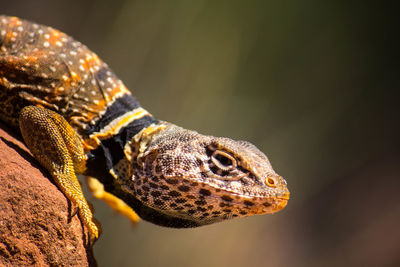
[1, 1, 399, 266]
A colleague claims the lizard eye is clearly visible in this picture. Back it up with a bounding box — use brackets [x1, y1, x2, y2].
[211, 150, 237, 171]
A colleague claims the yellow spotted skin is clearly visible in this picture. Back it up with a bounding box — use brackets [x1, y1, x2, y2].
[0, 15, 132, 241]
[0, 15, 130, 136]
[18, 106, 100, 239]
[0, 15, 290, 242]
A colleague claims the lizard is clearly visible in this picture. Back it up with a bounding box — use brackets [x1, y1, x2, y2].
[0, 15, 290, 242]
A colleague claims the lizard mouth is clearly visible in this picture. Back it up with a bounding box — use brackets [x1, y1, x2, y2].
[135, 174, 289, 227]
[184, 176, 290, 215]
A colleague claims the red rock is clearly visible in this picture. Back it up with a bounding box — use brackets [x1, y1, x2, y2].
[0, 122, 97, 266]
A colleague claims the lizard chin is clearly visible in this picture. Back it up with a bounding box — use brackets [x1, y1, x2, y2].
[132, 173, 290, 227]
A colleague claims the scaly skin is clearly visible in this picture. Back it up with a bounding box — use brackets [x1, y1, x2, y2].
[0, 15, 289, 241]
[112, 123, 289, 228]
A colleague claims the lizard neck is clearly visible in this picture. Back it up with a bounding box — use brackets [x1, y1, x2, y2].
[83, 104, 198, 227]
[83, 93, 158, 187]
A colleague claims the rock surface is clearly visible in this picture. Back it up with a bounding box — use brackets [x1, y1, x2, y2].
[0, 122, 96, 266]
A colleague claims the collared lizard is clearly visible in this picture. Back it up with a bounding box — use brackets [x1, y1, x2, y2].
[0, 15, 289, 242]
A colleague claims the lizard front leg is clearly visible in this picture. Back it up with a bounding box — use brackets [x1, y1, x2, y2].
[19, 105, 100, 241]
[85, 176, 140, 225]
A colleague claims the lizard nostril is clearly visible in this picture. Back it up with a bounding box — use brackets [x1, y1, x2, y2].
[265, 176, 277, 187]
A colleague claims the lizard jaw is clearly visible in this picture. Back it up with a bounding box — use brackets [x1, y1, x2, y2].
[133, 174, 289, 225]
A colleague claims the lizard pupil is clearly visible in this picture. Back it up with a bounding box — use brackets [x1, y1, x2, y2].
[211, 151, 236, 171]
[215, 154, 232, 166]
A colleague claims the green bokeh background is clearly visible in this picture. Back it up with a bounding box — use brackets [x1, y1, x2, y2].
[1, 1, 399, 266]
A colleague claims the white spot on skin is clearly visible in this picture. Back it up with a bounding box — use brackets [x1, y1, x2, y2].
[44, 34, 50, 39]
[56, 41, 63, 47]
[43, 41, 50, 47]
[107, 77, 114, 84]
[38, 29, 43, 34]
[60, 53, 66, 58]
[106, 87, 112, 92]
[91, 79, 96, 86]
[91, 90, 97, 96]
[70, 50, 77, 56]
[49, 66, 57, 72]
[79, 65, 85, 71]
[1, 30, 6, 36]
[99, 81, 105, 86]
[93, 100, 99, 105]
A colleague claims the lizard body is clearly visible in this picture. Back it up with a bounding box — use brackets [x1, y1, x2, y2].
[0, 15, 289, 241]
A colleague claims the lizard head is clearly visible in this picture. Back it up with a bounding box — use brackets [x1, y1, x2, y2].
[130, 123, 289, 227]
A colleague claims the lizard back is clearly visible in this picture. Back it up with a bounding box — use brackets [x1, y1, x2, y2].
[0, 15, 150, 140]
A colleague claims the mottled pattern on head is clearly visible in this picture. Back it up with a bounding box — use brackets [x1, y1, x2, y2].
[122, 123, 289, 225]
